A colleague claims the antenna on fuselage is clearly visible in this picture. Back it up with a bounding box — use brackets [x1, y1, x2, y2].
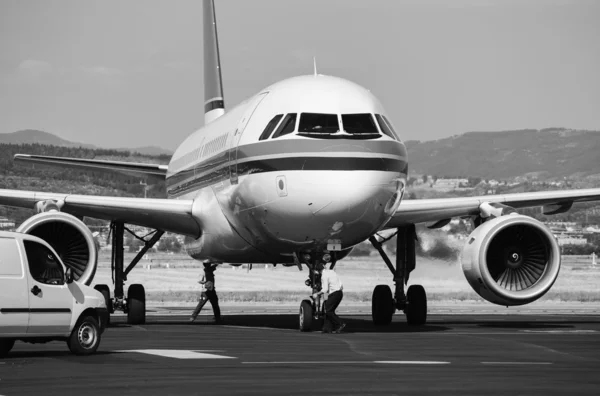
[203, 0, 225, 125]
[313, 57, 318, 76]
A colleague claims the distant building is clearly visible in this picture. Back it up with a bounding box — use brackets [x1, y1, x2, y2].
[0, 217, 15, 229]
[556, 236, 587, 246]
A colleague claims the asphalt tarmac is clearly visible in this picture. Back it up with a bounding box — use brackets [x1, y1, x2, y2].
[2, 310, 600, 396]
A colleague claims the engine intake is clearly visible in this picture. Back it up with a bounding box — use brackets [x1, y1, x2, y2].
[17, 212, 98, 286]
[461, 214, 560, 306]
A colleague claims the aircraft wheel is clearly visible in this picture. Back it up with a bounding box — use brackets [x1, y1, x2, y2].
[67, 315, 101, 355]
[299, 300, 314, 332]
[127, 284, 146, 325]
[372, 284, 394, 325]
[0, 339, 15, 358]
[405, 284, 427, 326]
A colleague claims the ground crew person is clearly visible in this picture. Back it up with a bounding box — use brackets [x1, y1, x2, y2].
[190, 262, 222, 323]
[312, 262, 346, 333]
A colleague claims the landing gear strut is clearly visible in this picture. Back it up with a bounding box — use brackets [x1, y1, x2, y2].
[369, 224, 427, 326]
[95, 222, 164, 325]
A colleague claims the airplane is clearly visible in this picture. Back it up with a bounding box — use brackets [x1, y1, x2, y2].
[1, 0, 600, 330]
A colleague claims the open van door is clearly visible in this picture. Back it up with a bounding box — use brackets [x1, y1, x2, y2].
[228, 92, 268, 184]
[0, 236, 30, 336]
[23, 240, 73, 335]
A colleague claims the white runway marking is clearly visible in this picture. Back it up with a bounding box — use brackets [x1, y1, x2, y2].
[243, 361, 370, 364]
[374, 361, 450, 365]
[521, 330, 598, 334]
[481, 362, 552, 365]
[243, 361, 451, 365]
[116, 349, 236, 359]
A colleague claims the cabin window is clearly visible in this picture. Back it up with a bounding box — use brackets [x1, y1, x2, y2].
[271, 113, 297, 139]
[375, 114, 400, 140]
[341, 113, 379, 136]
[259, 114, 284, 141]
[298, 113, 339, 134]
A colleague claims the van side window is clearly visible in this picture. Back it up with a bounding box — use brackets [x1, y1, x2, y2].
[24, 241, 64, 285]
[271, 113, 297, 139]
[259, 114, 284, 141]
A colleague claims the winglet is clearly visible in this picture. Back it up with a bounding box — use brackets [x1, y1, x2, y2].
[313, 57, 318, 76]
[203, 0, 225, 125]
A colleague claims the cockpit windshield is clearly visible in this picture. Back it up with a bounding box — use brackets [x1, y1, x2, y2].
[375, 114, 400, 140]
[271, 113, 297, 139]
[298, 113, 339, 133]
[341, 114, 379, 136]
[259, 112, 398, 141]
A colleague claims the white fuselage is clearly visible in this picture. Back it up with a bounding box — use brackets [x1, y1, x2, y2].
[167, 75, 408, 264]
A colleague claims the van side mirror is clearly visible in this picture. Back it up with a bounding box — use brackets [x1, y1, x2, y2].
[65, 268, 74, 284]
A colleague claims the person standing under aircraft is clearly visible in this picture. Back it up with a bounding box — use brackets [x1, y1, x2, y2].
[313, 262, 346, 333]
[190, 262, 222, 323]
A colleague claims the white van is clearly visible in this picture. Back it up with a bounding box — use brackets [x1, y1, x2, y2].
[0, 231, 108, 357]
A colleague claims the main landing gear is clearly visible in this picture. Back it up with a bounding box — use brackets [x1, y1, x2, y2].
[298, 252, 336, 332]
[369, 224, 427, 326]
[94, 222, 164, 325]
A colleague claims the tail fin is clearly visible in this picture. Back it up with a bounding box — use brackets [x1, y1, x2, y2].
[203, 0, 225, 125]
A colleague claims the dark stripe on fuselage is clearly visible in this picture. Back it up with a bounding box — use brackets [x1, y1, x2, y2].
[205, 99, 225, 113]
[166, 156, 407, 197]
[166, 139, 408, 197]
[237, 139, 407, 160]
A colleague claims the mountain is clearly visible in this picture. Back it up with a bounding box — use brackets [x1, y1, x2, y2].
[0, 129, 95, 148]
[405, 128, 600, 180]
[0, 130, 173, 156]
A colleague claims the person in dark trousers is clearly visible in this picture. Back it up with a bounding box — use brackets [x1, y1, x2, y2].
[312, 262, 345, 333]
[190, 262, 221, 323]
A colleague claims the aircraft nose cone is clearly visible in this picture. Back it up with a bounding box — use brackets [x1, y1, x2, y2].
[262, 170, 403, 248]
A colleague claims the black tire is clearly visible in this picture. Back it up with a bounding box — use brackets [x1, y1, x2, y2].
[94, 284, 113, 320]
[299, 300, 314, 332]
[0, 339, 15, 358]
[372, 284, 394, 325]
[405, 284, 427, 326]
[127, 284, 146, 325]
[67, 315, 101, 355]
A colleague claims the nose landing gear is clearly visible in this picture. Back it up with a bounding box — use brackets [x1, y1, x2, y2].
[369, 224, 427, 326]
[297, 252, 332, 332]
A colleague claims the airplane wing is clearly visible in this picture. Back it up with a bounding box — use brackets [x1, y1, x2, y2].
[386, 188, 600, 228]
[13, 154, 168, 181]
[0, 189, 200, 237]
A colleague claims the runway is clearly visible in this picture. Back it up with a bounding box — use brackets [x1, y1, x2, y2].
[2, 311, 600, 395]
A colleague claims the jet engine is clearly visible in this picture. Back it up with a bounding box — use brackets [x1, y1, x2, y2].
[17, 212, 98, 286]
[461, 214, 561, 306]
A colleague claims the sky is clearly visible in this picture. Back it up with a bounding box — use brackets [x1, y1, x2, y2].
[0, 0, 599, 150]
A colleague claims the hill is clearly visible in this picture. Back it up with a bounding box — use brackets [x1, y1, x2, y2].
[405, 128, 600, 180]
[0, 129, 173, 156]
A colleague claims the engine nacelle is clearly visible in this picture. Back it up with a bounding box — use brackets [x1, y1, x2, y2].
[461, 214, 561, 306]
[17, 212, 98, 286]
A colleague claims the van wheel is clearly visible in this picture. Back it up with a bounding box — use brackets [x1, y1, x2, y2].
[127, 284, 146, 325]
[0, 339, 15, 358]
[67, 316, 101, 355]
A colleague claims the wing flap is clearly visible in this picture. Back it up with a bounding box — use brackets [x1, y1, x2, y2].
[14, 154, 168, 180]
[387, 188, 600, 228]
[0, 189, 199, 237]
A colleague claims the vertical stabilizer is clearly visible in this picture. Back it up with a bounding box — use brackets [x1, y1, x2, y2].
[203, 0, 225, 125]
